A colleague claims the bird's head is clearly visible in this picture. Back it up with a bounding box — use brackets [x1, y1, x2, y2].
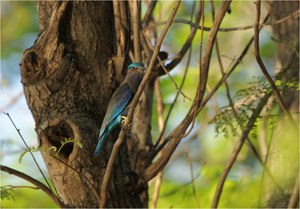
[128, 62, 146, 74]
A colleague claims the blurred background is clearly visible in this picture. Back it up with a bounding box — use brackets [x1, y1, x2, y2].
[1, 1, 298, 208]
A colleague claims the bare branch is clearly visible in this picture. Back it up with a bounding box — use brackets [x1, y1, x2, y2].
[140, 29, 191, 101]
[112, 1, 130, 80]
[129, 0, 142, 61]
[165, 2, 202, 71]
[154, 0, 196, 150]
[254, 1, 297, 129]
[145, 10, 300, 33]
[184, 151, 200, 208]
[99, 2, 181, 207]
[2, 185, 39, 190]
[142, 0, 232, 184]
[210, 1, 280, 191]
[182, 1, 205, 138]
[154, 36, 193, 149]
[152, 13, 262, 160]
[0, 164, 63, 208]
[3, 112, 53, 193]
[142, 0, 157, 27]
[211, 93, 270, 209]
[150, 80, 165, 209]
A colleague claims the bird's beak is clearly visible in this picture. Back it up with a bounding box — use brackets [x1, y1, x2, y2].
[140, 67, 146, 74]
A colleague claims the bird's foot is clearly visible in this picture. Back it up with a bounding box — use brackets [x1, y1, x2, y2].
[121, 115, 127, 125]
[121, 116, 132, 131]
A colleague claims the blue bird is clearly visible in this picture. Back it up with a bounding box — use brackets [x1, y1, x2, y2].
[94, 62, 146, 157]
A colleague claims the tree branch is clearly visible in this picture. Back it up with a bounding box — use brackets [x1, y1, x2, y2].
[129, 0, 142, 61]
[145, 10, 300, 33]
[142, 0, 157, 27]
[165, 2, 202, 71]
[140, 29, 191, 101]
[211, 2, 283, 194]
[152, 13, 264, 160]
[0, 164, 63, 208]
[150, 80, 165, 209]
[142, 0, 232, 184]
[3, 112, 53, 192]
[254, 1, 297, 129]
[184, 151, 200, 208]
[210, 93, 271, 209]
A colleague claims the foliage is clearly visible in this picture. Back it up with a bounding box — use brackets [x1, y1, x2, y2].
[1, 186, 15, 201]
[149, 165, 263, 208]
[211, 76, 299, 139]
[1, 185, 58, 208]
[1, 2, 38, 58]
[18, 138, 82, 163]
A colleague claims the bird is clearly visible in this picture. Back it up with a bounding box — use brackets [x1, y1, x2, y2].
[94, 62, 146, 157]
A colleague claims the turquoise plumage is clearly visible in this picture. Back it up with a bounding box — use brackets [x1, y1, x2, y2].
[94, 62, 146, 156]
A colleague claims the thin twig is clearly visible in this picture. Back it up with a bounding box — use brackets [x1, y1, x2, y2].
[184, 151, 200, 208]
[210, 0, 236, 120]
[2, 185, 39, 190]
[199, 10, 285, 204]
[140, 1, 201, 100]
[142, 0, 232, 184]
[210, 1, 281, 192]
[145, 10, 300, 33]
[165, 3, 202, 71]
[254, 1, 297, 129]
[152, 1, 199, 148]
[99, 2, 181, 208]
[0, 164, 63, 207]
[211, 93, 271, 209]
[154, 0, 196, 147]
[140, 29, 192, 101]
[3, 112, 53, 193]
[130, 0, 142, 62]
[142, 0, 157, 27]
[197, 13, 270, 115]
[150, 80, 165, 209]
[181, 1, 205, 138]
[153, 19, 256, 160]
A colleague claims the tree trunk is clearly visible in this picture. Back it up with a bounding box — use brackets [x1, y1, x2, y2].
[20, 1, 148, 207]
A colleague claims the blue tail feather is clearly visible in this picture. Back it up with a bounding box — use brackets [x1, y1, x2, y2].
[94, 129, 109, 157]
[94, 115, 122, 157]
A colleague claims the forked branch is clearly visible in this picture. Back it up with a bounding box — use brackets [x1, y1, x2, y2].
[254, 0, 297, 129]
[141, 0, 232, 184]
[0, 164, 64, 208]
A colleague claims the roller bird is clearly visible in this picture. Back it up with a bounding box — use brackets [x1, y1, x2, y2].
[94, 62, 146, 157]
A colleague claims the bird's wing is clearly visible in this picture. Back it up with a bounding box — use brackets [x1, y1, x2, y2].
[99, 83, 133, 137]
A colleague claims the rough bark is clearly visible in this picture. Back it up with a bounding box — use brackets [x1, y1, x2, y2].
[20, 1, 147, 207]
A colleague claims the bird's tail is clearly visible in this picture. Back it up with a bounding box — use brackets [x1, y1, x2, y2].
[94, 130, 109, 157]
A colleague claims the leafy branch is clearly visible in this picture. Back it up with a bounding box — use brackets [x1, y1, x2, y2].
[3, 112, 52, 192]
[18, 138, 82, 163]
[211, 77, 299, 138]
